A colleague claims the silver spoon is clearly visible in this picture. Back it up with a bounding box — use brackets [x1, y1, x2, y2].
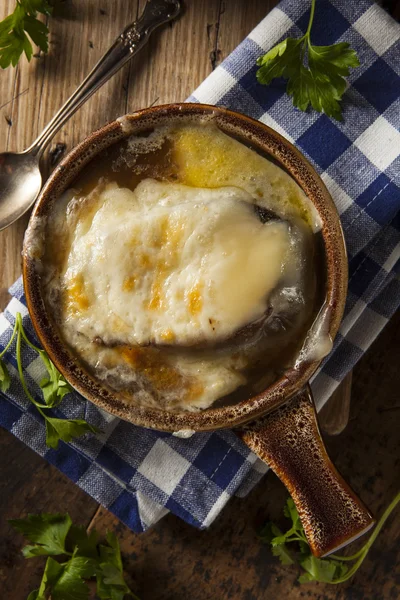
[0, 0, 181, 232]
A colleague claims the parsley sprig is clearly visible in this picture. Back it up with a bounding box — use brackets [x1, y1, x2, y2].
[259, 492, 400, 584]
[256, 0, 360, 120]
[0, 0, 55, 69]
[9, 513, 140, 599]
[0, 312, 100, 449]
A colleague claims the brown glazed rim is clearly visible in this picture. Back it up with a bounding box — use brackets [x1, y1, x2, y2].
[23, 103, 348, 432]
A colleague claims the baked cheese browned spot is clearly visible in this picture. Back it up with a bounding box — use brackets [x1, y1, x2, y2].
[64, 274, 90, 313]
[186, 282, 203, 315]
[160, 329, 175, 342]
[120, 345, 203, 398]
[139, 254, 151, 268]
[147, 276, 163, 311]
[122, 276, 136, 292]
[146, 216, 187, 311]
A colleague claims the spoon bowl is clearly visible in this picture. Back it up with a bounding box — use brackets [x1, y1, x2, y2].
[0, 152, 41, 231]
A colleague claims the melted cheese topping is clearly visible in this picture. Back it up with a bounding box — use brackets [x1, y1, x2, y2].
[63, 179, 291, 347]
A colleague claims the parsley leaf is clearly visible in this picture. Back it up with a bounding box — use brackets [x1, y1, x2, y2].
[36, 556, 90, 600]
[2, 312, 101, 449]
[66, 551, 98, 581]
[8, 513, 72, 557]
[258, 518, 296, 566]
[97, 532, 139, 599]
[99, 532, 124, 571]
[298, 555, 344, 583]
[259, 492, 400, 584]
[39, 349, 73, 407]
[283, 498, 301, 530]
[0, 0, 54, 69]
[67, 525, 99, 560]
[271, 542, 296, 566]
[256, 0, 359, 119]
[10, 513, 139, 600]
[256, 38, 303, 85]
[45, 416, 101, 450]
[258, 521, 282, 543]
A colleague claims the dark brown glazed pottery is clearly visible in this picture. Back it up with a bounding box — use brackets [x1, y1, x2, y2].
[23, 103, 374, 557]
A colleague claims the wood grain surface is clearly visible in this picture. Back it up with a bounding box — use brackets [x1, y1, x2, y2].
[0, 1, 399, 598]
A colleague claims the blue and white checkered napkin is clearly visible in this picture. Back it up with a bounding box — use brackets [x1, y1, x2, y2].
[1, 0, 399, 532]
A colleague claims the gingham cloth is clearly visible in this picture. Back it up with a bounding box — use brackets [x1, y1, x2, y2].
[1, 0, 399, 532]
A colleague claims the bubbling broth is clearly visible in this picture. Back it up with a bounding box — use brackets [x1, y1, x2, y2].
[40, 121, 325, 412]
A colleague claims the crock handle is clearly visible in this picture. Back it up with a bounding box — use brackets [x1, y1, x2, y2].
[238, 386, 375, 557]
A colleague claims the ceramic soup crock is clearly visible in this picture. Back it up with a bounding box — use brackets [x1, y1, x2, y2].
[23, 104, 375, 557]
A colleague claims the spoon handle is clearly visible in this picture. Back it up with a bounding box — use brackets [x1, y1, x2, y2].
[26, 0, 181, 157]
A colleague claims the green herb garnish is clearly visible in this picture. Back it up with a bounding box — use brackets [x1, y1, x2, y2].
[256, 0, 360, 120]
[0, 312, 100, 449]
[259, 492, 400, 583]
[9, 513, 140, 599]
[0, 0, 55, 69]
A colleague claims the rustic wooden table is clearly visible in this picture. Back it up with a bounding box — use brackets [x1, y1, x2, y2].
[0, 1, 399, 598]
